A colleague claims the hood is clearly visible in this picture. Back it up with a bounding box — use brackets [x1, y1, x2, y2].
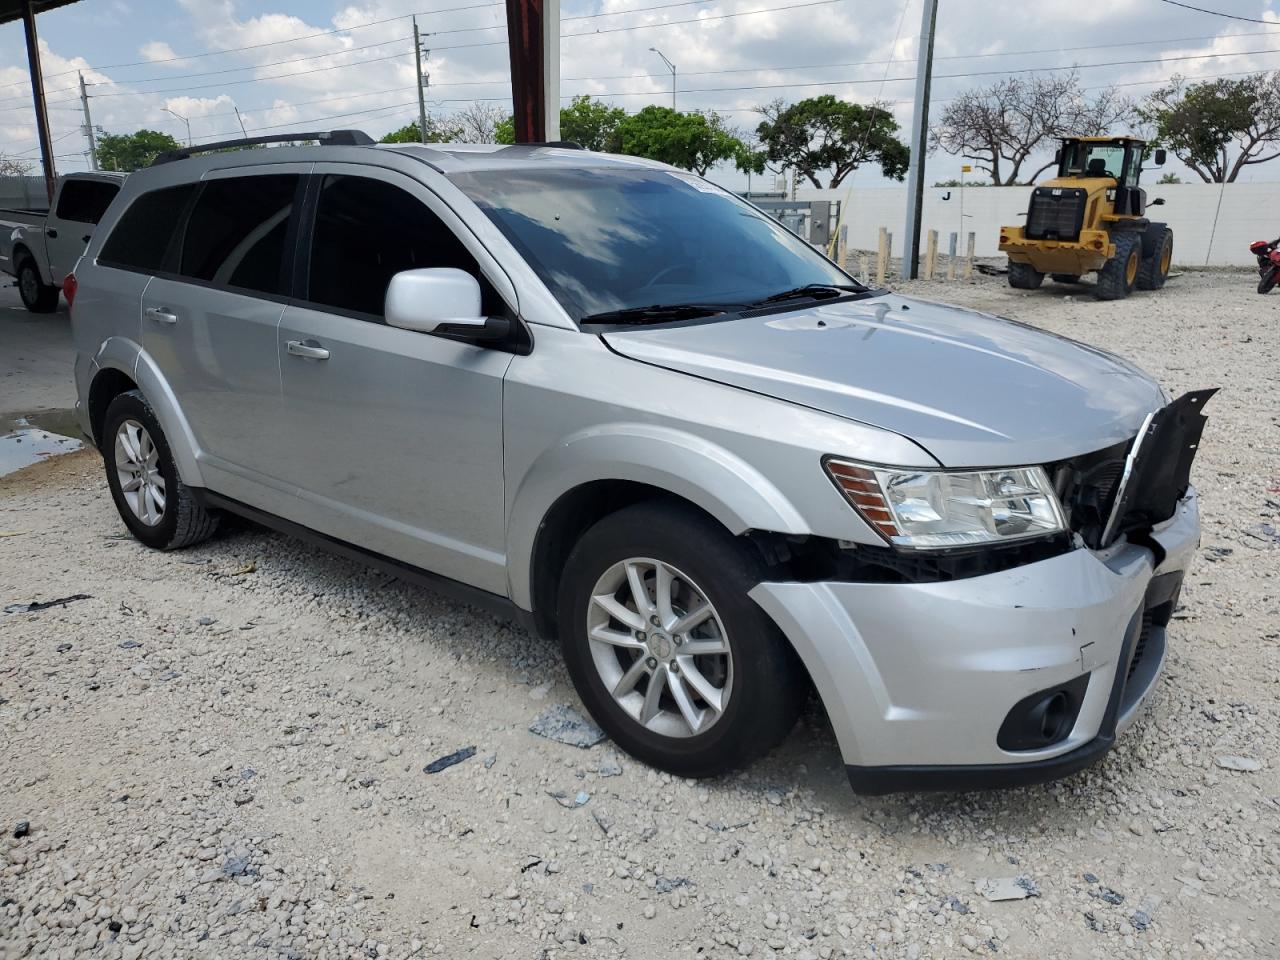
[601, 294, 1165, 467]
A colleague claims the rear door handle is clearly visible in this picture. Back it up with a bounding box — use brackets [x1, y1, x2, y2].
[145, 306, 178, 325]
[82, 234, 91, 243]
[287, 339, 330, 360]
[46, 228, 58, 239]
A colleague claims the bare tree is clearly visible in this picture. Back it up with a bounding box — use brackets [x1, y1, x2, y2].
[453, 102, 509, 143]
[0, 154, 34, 177]
[931, 71, 1133, 184]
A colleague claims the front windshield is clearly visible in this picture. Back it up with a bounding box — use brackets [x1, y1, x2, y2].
[450, 166, 855, 323]
[1061, 142, 1127, 180]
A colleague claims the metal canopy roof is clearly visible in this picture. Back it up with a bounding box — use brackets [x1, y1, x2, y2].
[0, 0, 80, 25]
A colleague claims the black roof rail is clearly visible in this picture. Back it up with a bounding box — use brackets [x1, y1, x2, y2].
[540, 140, 584, 149]
[151, 129, 376, 166]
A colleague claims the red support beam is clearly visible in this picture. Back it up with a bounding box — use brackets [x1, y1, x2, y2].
[505, 0, 547, 144]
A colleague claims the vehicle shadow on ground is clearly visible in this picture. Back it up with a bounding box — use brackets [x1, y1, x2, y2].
[198, 515, 1145, 832]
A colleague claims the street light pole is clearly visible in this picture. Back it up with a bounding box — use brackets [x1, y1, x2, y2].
[900, 0, 938, 280]
[164, 108, 191, 146]
[649, 47, 676, 109]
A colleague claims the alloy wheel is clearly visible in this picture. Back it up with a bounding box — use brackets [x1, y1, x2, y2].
[585, 557, 732, 738]
[114, 419, 166, 526]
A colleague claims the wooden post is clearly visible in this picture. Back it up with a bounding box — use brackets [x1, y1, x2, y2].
[964, 231, 976, 279]
[506, 0, 560, 142]
[886, 231, 893, 279]
[876, 227, 888, 286]
[947, 232, 958, 280]
[859, 253, 870, 284]
[924, 229, 938, 280]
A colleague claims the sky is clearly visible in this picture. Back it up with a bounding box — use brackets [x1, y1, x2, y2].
[1, 0, 1279, 191]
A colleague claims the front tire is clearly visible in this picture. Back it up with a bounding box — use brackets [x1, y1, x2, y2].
[102, 390, 219, 550]
[1136, 227, 1172, 290]
[1095, 233, 1141, 300]
[556, 501, 805, 777]
[1007, 261, 1044, 289]
[1260, 267, 1278, 295]
[17, 258, 58, 313]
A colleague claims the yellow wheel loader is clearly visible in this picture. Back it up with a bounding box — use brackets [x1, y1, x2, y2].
[998, 137, 1173, 300]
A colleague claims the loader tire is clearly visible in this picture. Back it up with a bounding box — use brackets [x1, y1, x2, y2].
[1095, 233, 1141, 301]
[1137, 227, 1172, 290]
[1007, 261, 1044, 290]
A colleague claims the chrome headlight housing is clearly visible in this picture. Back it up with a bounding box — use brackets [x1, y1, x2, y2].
[824, 458, 1066, 549]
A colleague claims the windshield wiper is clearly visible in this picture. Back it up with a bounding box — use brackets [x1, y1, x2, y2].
[752, 283, 867, 306]
[579, 302, 745, 325]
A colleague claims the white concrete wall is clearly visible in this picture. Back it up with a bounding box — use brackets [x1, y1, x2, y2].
[798, 182, 1278, 267]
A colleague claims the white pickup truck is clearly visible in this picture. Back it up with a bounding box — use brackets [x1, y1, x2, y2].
[1, 172, 126, 312]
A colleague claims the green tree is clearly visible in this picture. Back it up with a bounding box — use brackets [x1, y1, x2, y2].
[96, 129, 182, 171]
[380, 116, 461, 144]
[1156, 171, 1183, 184]
[616, 106, 746, 175]
[495, 115, 515, 145]
[1138, 74, 1280, 183]
[755, 96, 909, 188]
[559, 95, 626, 151]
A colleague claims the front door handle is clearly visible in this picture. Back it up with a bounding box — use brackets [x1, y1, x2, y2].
[287, 339, 330, 360]
[82, 234, 91, 243]
[46, 227, 58, 239]
[145, 306, 178, 324]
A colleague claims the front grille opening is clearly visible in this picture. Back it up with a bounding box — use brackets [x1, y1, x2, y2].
[1051, 437, 1134, 549]
[1127, 611, 1153, 683]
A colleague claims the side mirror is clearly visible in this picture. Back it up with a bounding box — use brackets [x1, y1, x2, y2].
[1154, 148, 1167, 166]
[384, 267, 508, 341]
[1149, 197, 1166, 206]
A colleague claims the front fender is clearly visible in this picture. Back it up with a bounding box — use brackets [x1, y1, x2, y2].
[505, 422, 810, 610]
[92, 337, 205, 487]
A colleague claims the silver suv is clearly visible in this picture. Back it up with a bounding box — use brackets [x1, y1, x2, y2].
[69, 131, 1212, 793]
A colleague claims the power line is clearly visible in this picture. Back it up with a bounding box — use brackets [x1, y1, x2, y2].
[1156, 0, 1277, 24]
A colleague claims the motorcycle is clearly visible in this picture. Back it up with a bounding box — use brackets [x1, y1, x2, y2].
[1250, 237, 1280, 294]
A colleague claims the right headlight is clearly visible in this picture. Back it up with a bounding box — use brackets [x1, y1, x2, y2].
[824, 458, 1066, 549]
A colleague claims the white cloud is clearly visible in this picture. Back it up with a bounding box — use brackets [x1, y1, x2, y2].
[139, 41, 179, 65]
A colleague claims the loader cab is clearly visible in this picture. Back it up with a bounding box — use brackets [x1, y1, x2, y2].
[1054, 137, 1165, 218]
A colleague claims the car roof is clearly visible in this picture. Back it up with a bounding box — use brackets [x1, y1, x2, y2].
[380, 142, 670, 174]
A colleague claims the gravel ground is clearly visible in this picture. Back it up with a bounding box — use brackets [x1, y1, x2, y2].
[2, 269, 1279, 960]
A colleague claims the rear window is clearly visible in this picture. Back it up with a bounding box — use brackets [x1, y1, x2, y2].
[98, 183, 197, 273]
[55, 179, 120, 225]
[178, 175, 298, 296]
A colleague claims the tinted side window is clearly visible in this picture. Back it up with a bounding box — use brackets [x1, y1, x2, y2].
[98, 183, 197, 273]
[308, 175, 482, 318]
[55, 179, 120, 225]
[179, 175, 298, 296]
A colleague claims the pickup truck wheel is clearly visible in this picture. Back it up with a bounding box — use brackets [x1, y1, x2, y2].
[557, 501, 805, 777]
[17, 258, 59, 313]
[1095, 233, 1141, 300]
[1007, 261, 1044, 289]
[102, 390, 219, 550]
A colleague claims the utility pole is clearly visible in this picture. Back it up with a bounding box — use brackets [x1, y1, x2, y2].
[78, 72, 98, 171]
[413, 16, 429, 144]
[901, 0, 938, 280]
[650, 47, 676, 109]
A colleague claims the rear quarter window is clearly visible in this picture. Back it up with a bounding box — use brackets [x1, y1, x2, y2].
[98, 183, 197, 273]
[55, 179, 121, 225]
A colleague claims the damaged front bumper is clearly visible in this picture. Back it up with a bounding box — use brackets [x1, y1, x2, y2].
[749, 489, 1199, 793]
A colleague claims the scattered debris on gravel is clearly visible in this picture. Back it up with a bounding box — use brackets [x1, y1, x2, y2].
[2, 271, 1278, 959]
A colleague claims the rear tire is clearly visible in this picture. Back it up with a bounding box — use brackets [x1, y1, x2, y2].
[16, 258, 58, 313]
[1137, 227, 1172, 290]
[102, 390, 219, 550]
[556, 500, 805, 778]
[1008, 261, 1044, 289]
[1259, 267, 1278, 295]
[1095, 233, 1141, 300]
